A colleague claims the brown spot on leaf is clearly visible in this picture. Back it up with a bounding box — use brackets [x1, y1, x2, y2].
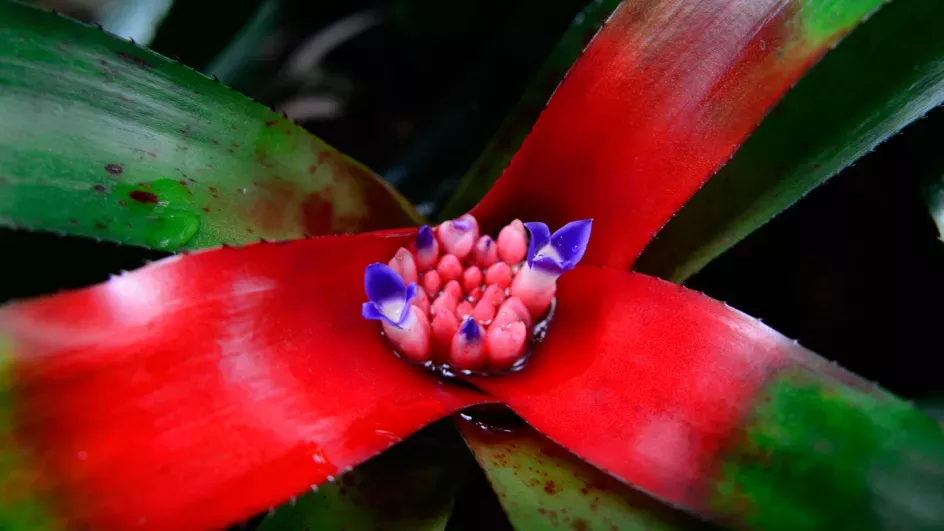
[93, 184, 106, 193]
[308, 164, 317, 174]
[543, 480, 559, 495]
[104, 163, 124, 175]
[264, 120, 278, 127]
[300, 188, 335, 236]
[129, 190, 158, 204]
[94, 223, 107, 230]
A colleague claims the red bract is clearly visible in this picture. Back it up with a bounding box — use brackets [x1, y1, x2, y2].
[1, 0, 937, 530]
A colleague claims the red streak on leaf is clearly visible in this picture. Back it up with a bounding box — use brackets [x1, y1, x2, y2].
[0, 233, 483, 530]
[472, 0, 866, 269]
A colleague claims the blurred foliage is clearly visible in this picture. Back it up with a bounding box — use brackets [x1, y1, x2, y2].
[26, 0, 173, 43]
[151, 0, 591, 214]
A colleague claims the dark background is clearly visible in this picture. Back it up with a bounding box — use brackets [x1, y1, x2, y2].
[3, 1, 942, 528]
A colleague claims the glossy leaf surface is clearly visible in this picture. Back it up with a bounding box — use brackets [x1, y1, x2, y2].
[468, 267, 944, 529]
[0, 233, 484, 530]
[439, 0, 621, 220]
[472, 0, 885, 269]
[636, 0, 944, 282]
[258, 423, 467, 531]
[0, 2, 418, 251]
[457, 413, 718, 531]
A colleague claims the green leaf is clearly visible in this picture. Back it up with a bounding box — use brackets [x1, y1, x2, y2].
[257, 423, 467, 531]
[456, 414, 718, 531]
[0, 2, 419, 251]
[438, 0, 621, 220]
[633, 0, 944, 283]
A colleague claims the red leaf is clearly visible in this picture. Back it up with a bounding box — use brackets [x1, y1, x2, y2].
[0, 233, 484, 530]
[467, 267, 833, 511]
[472, 0, 882, 268]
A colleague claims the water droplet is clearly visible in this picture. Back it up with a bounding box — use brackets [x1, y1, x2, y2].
[239, 187, 247, 194]
[146, 211, 200, 250]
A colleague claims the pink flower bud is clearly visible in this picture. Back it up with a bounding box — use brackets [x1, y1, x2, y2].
[492, 296, 532, 328]
[430, 310, 459, 363]
[436, 254, 463, 283]
[473, 236, 499, 268]
[482, 284, 506, 308]
[444, 280, 463, 301]
[436, 215, 479, 259]
[421, 270, 442, 296]
[450, 318, 486, 370]
[510, 265, 556, 317]
[487, 320, 527, 370]
[497, 219, 527, 264]
[411, 285, 430, 314]
[485, 262, 512, 288]
[472, 298, 496, 324]
[462, 267, 483, 294]
[388, 247, 418, 285]
[382, 306, 431, 363]
[430, 291, 458, 316]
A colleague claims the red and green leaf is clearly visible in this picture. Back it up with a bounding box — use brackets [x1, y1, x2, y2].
[635, 0, 944, 282]
[466, 267, 944, 529]
[456, 413, 718, 531]
[0, 233, 485, 530]
[471, 0, 886, 269]
[0, 2, 418, 251]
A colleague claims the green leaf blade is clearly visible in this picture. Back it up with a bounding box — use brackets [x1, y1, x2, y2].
[0, 3, 419, 251]
[634, 0, 944, 282]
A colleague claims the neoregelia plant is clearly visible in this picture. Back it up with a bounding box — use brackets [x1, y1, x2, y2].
[0, 0, 942, 530]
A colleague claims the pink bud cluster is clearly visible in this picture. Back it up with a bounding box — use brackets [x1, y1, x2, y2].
[383, 214, 555, 373]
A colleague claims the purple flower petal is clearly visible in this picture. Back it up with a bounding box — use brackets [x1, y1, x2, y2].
[361, 302, 385, 321]
[416, 225, 434, 250]
[453, 218, 473, 231]
[524, 219, 592, 275]
[459, 317, 481, 342]
[399, 283, 418, 326]
[364, 263, 406, 304]
[524, 222, 551, 268]
[551, 219, 592, 269]
[362, 264, 417, 328]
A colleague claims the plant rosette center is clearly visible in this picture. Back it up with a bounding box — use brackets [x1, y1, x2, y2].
[361, 214, 591, 375]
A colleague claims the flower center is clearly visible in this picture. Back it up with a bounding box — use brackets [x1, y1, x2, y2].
[362, 214, 591, 375]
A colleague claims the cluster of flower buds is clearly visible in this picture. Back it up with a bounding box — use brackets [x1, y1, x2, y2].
[362, 214, 591, 374]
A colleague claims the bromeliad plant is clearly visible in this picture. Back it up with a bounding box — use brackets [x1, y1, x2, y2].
[0, 0, 943, 530]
